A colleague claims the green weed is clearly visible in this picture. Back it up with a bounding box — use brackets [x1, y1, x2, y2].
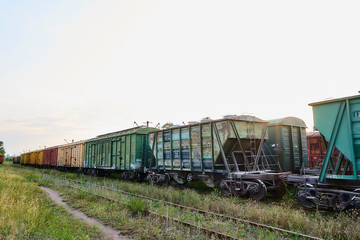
[126, 198, 149, 216]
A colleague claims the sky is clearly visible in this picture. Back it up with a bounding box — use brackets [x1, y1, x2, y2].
[1, 0, 359, 156]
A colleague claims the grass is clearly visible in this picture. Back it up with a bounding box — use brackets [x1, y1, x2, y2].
[0, 163, 104, 240]
[126, 198, 149, 216]
[6, 163, 360, 239]
[19, 168, 287, 239]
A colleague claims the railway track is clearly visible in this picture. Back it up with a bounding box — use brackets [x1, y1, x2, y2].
[68, 184, 237, 239]
[8, 166, 324, 239]
[58, 176, 322, 240]
[10, 166, 327, 215]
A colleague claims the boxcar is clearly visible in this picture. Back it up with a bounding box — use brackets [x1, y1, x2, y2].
[22, 153, 31, 165]
[57, 141, 85, 171]
[0, 154, 3, 164]
[13, 156, 21, 164]
[148, 116, 290, 200]
[263, 117, 309, 173]
[84, 127, 156, 178]
[29, 150, 44, 166]
[29, 151, 36, 165]
[306, 131, 341, 170]
[20, 154, 24, 165]
[306, 131, 325, 168]
[43, 146, 59, 168]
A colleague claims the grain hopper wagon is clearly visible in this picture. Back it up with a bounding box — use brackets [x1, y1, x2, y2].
[148, 116, 290, 200]
[288, 94, 360, 212]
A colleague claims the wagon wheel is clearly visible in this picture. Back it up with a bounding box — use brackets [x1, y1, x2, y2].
[249, 180, 267, 201]
[122, 172, 128, 180]
[147, 174, 155, 185]
[296, 188, 316, 209]
[90, 169, 97, 176]
[270, 178, 286, 198]
[162, 174, 171, 187]
[220, 181, 233, 197]
[135, 173, 143, 182]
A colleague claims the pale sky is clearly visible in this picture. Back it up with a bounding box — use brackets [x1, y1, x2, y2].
[1, 0, 359, 156]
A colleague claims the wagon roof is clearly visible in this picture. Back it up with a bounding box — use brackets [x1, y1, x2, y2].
[306, 131, 320, 137]
[58, 140, 86, 149]
[28, 149, 44, 154]
[309, 94, 360, 106]
[267, 117, 307, 128]
[43, 146, 60, 150]
[87, 126, 157, 142]
[155, 116, 267, 132]
[223, 115, 266, 122]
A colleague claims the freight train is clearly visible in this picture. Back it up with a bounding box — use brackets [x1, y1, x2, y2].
[18, 94, 360, 213]
[20, 116, 293, 201]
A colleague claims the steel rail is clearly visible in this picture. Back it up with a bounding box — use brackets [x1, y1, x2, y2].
[68, 185, 238, 240]
[61, 177, 323, 240]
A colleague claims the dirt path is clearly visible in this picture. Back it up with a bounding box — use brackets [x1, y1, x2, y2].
[41, 187, 131, 240]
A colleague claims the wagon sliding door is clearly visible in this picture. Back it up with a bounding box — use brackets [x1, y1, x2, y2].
[96, 141, 112, 168]
[111, 139, 121, 169]
[65, 147, 71, 167]
[96, 143, 103, 167]
[89, 144, 96, 168]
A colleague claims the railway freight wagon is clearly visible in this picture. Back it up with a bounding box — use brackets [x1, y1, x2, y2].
[306, 131, 325, 168]
[148, 116, 290, 200]
[288, 94, 360, 212]
[306, 131, 341, 170]
[13, 156, 21, 164]
[21, 153, 31, 165]
[84, 127, 156, 178]
[29, 150, 44, 166]
[0, 154, 3, 164]
[263, 117, 309, 173]
[57, 141, 85, 171]
[43, 146, 59, 168]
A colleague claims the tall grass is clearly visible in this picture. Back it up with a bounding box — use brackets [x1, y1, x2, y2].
[97, 176, 360, 239]
[8, 164, 360, 239]
[0, 167, 103, 240]
[126, 198, 149, 216]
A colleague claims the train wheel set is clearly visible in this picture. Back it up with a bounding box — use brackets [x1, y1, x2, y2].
[17, 94, 360, 214]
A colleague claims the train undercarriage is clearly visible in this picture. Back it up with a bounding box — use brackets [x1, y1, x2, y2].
[288, 175, 360, 214]
[147, 170, 289, 200]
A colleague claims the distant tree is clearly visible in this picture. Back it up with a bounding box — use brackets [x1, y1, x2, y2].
[161, 122, 173, 129]
[0, 141, 5, 155]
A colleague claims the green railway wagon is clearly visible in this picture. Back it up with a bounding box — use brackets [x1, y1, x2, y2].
[288, 94, 360, 211]
[310, 94, 360, 183]
[84, 126, 156, 179]
[263, 117, 309, 172]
